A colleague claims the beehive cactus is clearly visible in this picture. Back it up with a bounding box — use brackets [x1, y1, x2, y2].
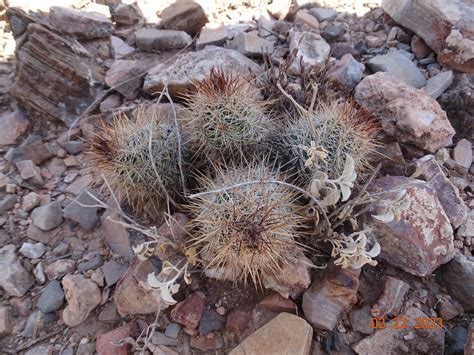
[88, 108, 182, 214]
[181, 67, 276, 161]
[187, 162, 305, 287]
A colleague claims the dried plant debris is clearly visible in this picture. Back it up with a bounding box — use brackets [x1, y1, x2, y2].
[281, 100, 380, 186]
[187, 162, 306, 287]
[181, 67, 277, 162]
[88, 108, 183, 215]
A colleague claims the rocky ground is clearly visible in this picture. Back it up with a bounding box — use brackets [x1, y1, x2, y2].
[0, 0, 473, 354]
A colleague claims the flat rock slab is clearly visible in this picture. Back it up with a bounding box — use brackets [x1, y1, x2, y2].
[229, 312, 313, 355]
[143, 46, 261, 96]
[367, 49, 427, 88]
[63, 188, 99, 231]
[0, 244, 34, 297]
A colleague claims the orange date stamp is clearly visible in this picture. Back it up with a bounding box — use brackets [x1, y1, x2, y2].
[371, 316, 444, 330]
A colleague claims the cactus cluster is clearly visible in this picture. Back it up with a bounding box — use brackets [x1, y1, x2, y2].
[181, 67, 276, 161]
[187, 163, 305, 286]
[281, 101, 379, 186]
[89, 108, 182, 215]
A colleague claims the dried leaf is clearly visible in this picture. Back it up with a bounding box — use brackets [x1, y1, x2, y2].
[372, 211, 395, 223]
[184, 272, 192, 285]
[320, 188, 340, 206]
[161, 286, 177, 305]
[170, 283, 180, 294]
[147, 272, 162, 289]
[161, 261, 174, 275]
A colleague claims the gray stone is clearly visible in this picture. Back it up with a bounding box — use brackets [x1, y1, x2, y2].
[27, 224, 59, 245]
[424, 71, 453, 99]
[196, 25, 228, 50]
[111, 36, 135, 59]
[322, 24, 346, 42]
[0, 110, 29, 146]
[349, 305, 374, 335]
[229, 31, 273, 57]
[101, 260, 127, 287]
[453, 138, 472, 169]
[0, 306, 12, 336]
[111, 3, 144, 26]
[288, 31, 330, 75]
[20, 242, 45, 259]
[102, 210, 133, 261]
[15, 159, 43, 185]
[165, 323, 180, 339]
[327, 53, 365, 91]
[31, 201, 63, 231]
[144, 46, 261, 96]
[37, 280, 64, 314]
[77, 254, 104, 273]
[34, 262, 46, 284]
[99, 302, 121, 323]
[368, 49, 427, 88]
[0, 194, 16, 214]
[294, 10, 319, 32]
[59, 140, 85, 155]
[63, 188, 99, 231]
[198, 309, 226, 335]
[135, 28, 192, 52]
[0, 244, 34, 297]
[309, 7, 338, 21]
[151, 332, 180, 346]
[442, 254, 474, 312]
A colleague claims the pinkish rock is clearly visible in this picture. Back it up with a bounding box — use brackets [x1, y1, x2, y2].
[160, 2, 207, 36]
[370, 276, 409, 318]
[102, 210, 133, 261]
[62, 274, 101, 327]
[196, 25, 228, 50]
[353, 307, 445, 354]
[110, 36, 135, 59]
[96, 322, 137, 355]
[143, 46, 261, 96]
[267, 0, 292, 20]
[229, 313, 312, 355]
[0, 110, 29, 146]
[15, 159, 43, 186]
[114, 260, 162, 316]
[190, 333, 224, 351]
[157, 213, 189, 245]
[413, 155, 468, 228]
[288, 31, 330, 76]
[111, 3, 144, 26]
[453, 138, 472, 169]
[105, 59, 155, 100]
[44, 259, 76, 280]
[259, 293, 297, 313]
[355, 72, 455, 152]
[22, 192, 40, 212]
[437, 295, 464, 320]
[294, 10, 319, 32]
[226, 305, 252, 335]
[411, 35, 432, 59]
[49, 6, 112, 39]
[229, 31, 274, 57]
[262, 253, 312, 299]
[368, 176, 455, 277]
[170, 291, 206, 329]
[0, 244, 34, 297]
[382, 0, 474, 73]
[302, 265, 359, 331]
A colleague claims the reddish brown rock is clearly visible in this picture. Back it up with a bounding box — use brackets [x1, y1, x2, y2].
[355, 73, 455, 153]
[160, 2, 207, 36]
[413, 155, 468, 228]
[190, 332, 224, 352]
[294, 10, 319, 32]
[226, 305, 252, 335]
[370, 276, 409, 318]
[229, 313, 313, 355]
[0, 111, 29, 146]
[382, 0, 474, 73]
[170, 292, 206, 329]
[96, 322, 137, 355]
[114, 260, 161, 316]
[437, 296, 464, 320]
[259, 293, 297, 313]
[62, 274, 101, 327]
[302, 265, 359, 331]
[368, 176, 455, 277]
[0, 306, 12, 336]
[411, 35, 432, 59]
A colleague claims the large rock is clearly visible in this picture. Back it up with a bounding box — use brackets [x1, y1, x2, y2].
[288, 31, 330, 75]
[353, 307, 445, 354]
[37, 280, 64, 314]
[0, 110, 29, 146]
[49, 6, 112, 39]
[382, 0, 474, 73]
[134, 29, 192, 52]
[0, 244, 34, 297]
[96, 322, 137, 355]
[413, 155, 468, 228]
[229, 313, 312, 355]
[143, 46, 261, 96]
[442, 254, 474, 312]
[367, 176, 455, 277]
[160, 1, 207, 36]
[62, 274, 101, 327]
[114, 260, 161, 316]
[8, 18, 98, 124]
[367, 49, 427, 88]
[439, 74, 473, 141]
[355, 72, 455, 152]
[302, 265, 359, 331]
